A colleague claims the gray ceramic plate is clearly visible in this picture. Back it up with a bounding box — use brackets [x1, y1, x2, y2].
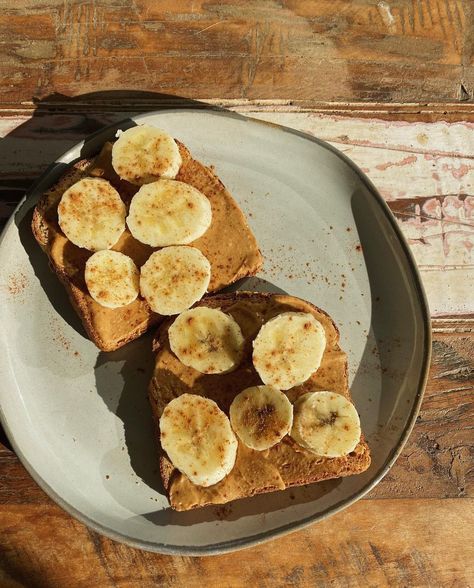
[0, 109, 430, 555]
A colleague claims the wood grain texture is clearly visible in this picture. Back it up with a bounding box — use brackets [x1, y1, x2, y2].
[0, 0, 473, 573]
[370, 327, 473, 500]
[1, 499, 472, 587]
[0, 0, 473, 105]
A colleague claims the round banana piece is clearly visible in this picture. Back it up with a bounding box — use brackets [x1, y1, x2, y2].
[140, 246, 211, 315]
[229, 385, 293, 451]
[159, 393, 238, 487]
[127, 179, 212, 247]
[252, 312, 326, 390]
[291, 391, 361, 458]
[85, 250, 139, 309]
[111, 125, 182, 185]
[168, 307, 245, 374]
[57, 178, 126, 251]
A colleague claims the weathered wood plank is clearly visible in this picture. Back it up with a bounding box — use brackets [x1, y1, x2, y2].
[369, 328, 473, 499]
[0, 499, 472, 587]
[0, 0, 472, 104]
[0, 505, 111, 588]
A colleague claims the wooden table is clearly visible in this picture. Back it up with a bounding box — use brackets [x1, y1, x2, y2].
[0, 2, 473, 586]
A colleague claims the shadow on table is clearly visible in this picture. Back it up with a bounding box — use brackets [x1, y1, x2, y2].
[0, 89, 222, 220]
[0, 423, 12, 451]
[0, 549, 44, 588]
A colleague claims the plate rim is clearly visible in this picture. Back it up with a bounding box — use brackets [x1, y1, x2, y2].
[0, 108, 432, 556]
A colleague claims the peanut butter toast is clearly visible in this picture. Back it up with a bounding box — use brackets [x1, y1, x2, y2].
[32, 131, 263, 351]
[149, 292, 371, 511]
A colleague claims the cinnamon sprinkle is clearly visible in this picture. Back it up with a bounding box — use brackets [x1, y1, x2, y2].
[8, 272, 28, 296]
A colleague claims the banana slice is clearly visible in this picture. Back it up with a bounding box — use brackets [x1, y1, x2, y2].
[168, 307, 245, 374]
[85, 250, 139, 309]
[140, 246, 211, 315]
[111, 125, 182, 185]
[291, 391, 361, 458]
[252, 312, 326, 390]
[127, 180, 212, 247]
[159, 393, 238, 487]
[229, 385, 293, 451]
[57, 178, 126, 251]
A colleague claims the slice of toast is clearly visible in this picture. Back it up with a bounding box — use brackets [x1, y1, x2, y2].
[32, 141, 263, 351]
[149, 292, 371, 511]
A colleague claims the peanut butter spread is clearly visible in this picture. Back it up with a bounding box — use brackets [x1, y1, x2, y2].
[33, 141, 262, 350]
[149, 293, 371, 511]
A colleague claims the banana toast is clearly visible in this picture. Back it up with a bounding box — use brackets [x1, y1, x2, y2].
[149, 292, 371, 512]
[32, 138, 263, 351]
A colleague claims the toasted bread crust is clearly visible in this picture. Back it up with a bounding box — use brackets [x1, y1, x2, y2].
[32, 160, 91, 249]
[31, 158, 160, 351]
[149, 292, 371, 511]
[32, 143, 263, 351]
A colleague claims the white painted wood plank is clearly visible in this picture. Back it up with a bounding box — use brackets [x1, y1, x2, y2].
[249, 113, 474, 157]
[0, 112, 472, 317]
[422, 268, 473, 317]
[333, 146, 471, 201]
